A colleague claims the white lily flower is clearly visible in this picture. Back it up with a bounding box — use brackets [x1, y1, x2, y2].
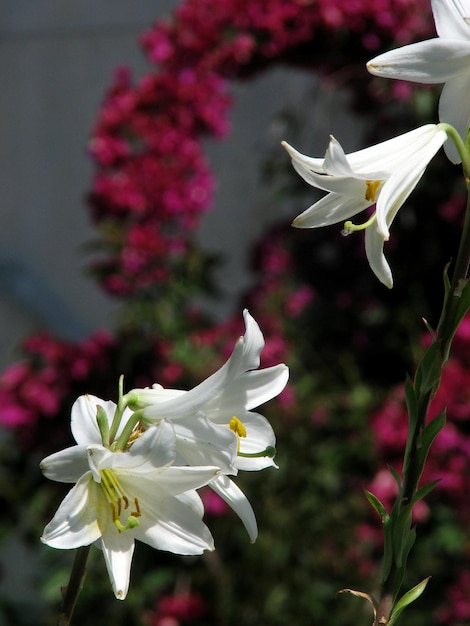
[40, 397, 218, 600]
[282, 124, 448, 287]
[128, 309, 289, 541]
[367, 0, 470, 163]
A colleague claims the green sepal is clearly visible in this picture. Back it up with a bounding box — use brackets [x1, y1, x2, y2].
[388, 577, 431, 626]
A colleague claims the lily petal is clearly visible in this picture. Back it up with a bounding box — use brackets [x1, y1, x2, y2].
[432, 0, 470, 39]
[210, 475, 258, 542]
[41, 474, 102, 549]
[203, 364, 289, 417]
[367, 39, 470, 83]
[133, 481, 214, 555]
[234, 410, 278, 471]
[100, 531, 135, 600]
[292, 191, 372, 228]
[40, 444, 90, 483]
[439, 73, 470, 162]
[376, 126, 448, 237]
[364, 226, 393, 289]
[170, 413, 238, 474]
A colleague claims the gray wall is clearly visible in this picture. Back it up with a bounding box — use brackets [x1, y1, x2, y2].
[0, 2, 361, 368]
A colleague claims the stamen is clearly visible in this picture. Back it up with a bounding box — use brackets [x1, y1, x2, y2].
[238, 446, 277, 459]
[100, 469, 141, 533]
[229, 416, 247, 453]
[365, 179, 381, 202]
[229, 416, 247, 438]
[342, 212, 377, 236]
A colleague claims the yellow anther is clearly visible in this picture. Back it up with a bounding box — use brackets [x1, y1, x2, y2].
[365, 180, 381, 202]
[229, 416, 247, 438]
[100, 469, 141, 533]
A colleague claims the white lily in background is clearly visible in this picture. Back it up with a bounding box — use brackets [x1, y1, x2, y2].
[282, 124, 448, 288]
[367, 0, 470, 163]
[41, 398, 218, 600]
[128, 309, 289, 542]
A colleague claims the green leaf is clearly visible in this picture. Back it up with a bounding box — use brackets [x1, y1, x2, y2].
[410, 480, 440, 507]
[388, 577, 431, 626]
[365, 491, 389, 523]
[417, 411, 446, 480]
[389, 465, 402, 490]
[415, 341, 443, 395]
[404, 375, 418, 430]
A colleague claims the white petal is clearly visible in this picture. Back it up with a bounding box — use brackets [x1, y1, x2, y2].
[345, 125, 443, 172]
[292, 192, 372, 228]
[71, 395, 114, 445]
[323, 136, 356, 176]
[99, 421, 176, 474]
[432, 0, 470, 39]
[376, 127, 447, 237]
[40, 445, 89, 483]
[292, 165, 371, 195]
[235, 411, 277, 471]
[210, 475, 258, 542]
[41, 474, 102, 549]
[100, 532, 135, 600]
[171, 414, 238, 474]
[141, 311, 264, 420]
[439, 74, 470, 162]
[203, 364, 289, 417]
[364, 226, 393, 289]
[282, 140, 326, 173]
[131, 465, 219, 496]
[134, 483, 214, 554]
[367, 39, 470, 83]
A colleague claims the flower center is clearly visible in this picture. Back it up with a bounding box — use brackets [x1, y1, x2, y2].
[229, 416, 247, 452]
[100, 469, 141, 533]
[365, 179, 381, 202]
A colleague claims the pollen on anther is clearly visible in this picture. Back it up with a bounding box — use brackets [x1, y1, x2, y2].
[229, 416, 247, 438]
[365, 179, 381, 202]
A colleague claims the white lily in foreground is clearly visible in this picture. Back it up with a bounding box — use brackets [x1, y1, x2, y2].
[128, 309, 289, 542]
[41, 397, 218, 600]
[367, 0, 470, 163]
[282, 124, 448, 287]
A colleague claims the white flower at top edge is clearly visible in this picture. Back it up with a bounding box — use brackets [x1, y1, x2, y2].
[40, 398, 218, 600]
[128, 309, 289, 542]
[367, 0, 470, 163]
[282, 125, 448, 288]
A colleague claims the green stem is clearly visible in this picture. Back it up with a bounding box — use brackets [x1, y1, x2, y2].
[57, 546, 91, 626]
[376, 151, 470, 624]
[437, 187, 470, 362]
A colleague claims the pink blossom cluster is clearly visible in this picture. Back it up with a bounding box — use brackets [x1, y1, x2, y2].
[142, 0, 432, 74]
[0, 331, 115, 446]
[88, 0, 434, 296]
[147, 592, 207, 626]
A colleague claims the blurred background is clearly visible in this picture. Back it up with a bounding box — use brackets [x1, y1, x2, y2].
[1, 1, 470, 625]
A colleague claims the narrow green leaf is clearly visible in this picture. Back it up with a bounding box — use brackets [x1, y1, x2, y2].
[417, 411, 446, 480]
[416, 341, 443, 395]
[405, 374, 418, 427]
[388, 577, 431, 626]
[388, 465, 402, 490]
[410, 480, 440, 507]
[365, 491, 389, 523]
